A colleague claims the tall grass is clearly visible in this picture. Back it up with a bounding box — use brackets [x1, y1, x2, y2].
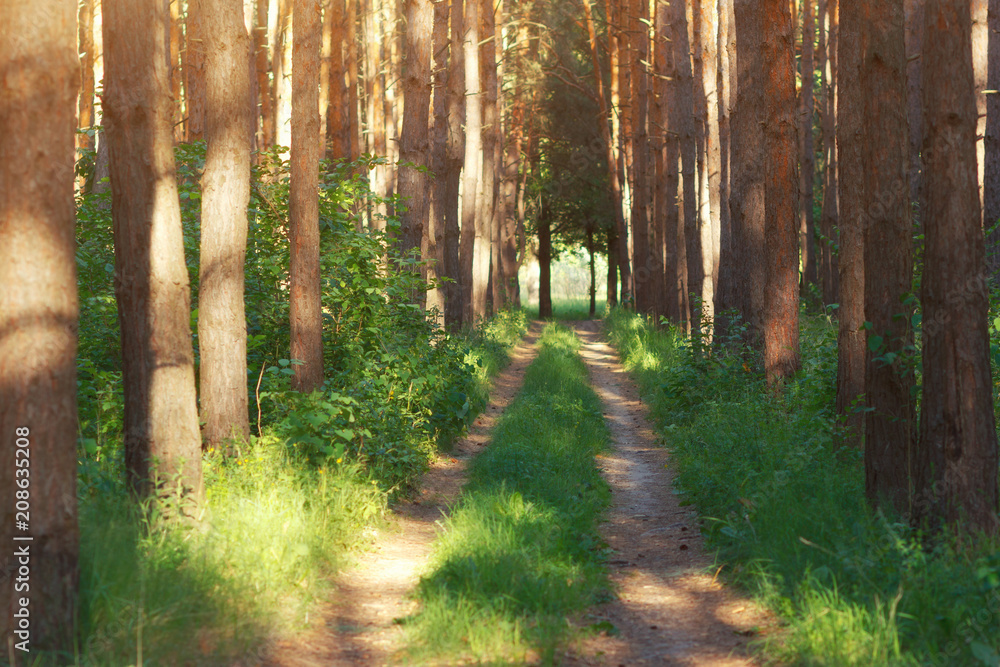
[605, 307, 1000, 667]
[524, 297, 607, 321]
[66, 310, 528, 667]
[403, 324, 613, 665]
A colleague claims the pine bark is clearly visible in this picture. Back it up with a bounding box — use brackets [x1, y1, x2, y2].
[254, 0, 274, 150]
[474, 0, 498, 321]
[186, 1, 207, 140]
[606, 0, 632, 301]
[398, 0, 433, 270]
[104, 0, 204, 499]
[697, 0, 721, 326]
[799, 0, 817, 289]
[426, 0, 452, 318]
[630, 0, 652, 315]
[79, 0, 96, 151]
[819, 0, 839, 306]
[290, 0, 324, 391]
[860, 0, 915, 515]
[986, 0, 1000, 280]
[732, 0, 765, 342]
[916, 0, 999, 534]
[0, 0, 79, 651]
[460, 0, 482, 324]
[836, 0, 866, 445]
[443, 0, 465, 326]
[762, 0, 800, 384]
[196, 0, 253, 449]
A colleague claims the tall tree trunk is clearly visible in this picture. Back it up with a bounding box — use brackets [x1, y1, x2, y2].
[619, 0, 634, 307]
[762, 0, 800, 384]
[104, 0, 203, 499]
[837, 0, 865, 445]
[474, 0, 498, 321]
[272, 0, 292, 147]
[255, 0, 275, 150]
[676, 0, 700, 324]
[196, 0, 253, 449]
[974, 0, 988, 209]
[443, 0, 465, 327]
[186, 1, 207, 140]
[986, 0, 1000, 281]
[398, 0, 433, 272]
[460, 0, 482, 325]
[860, 0, 915, 516]
[290, 0, 324, 391]
[799, 0, 817, 290]
[714, 0, 734, 336]
[170, 0, 184, 141]
[666, 0, 692, 328]
[905, 0, 924, 216]
[916, 0, 999, 535]
[347, 0, 361, 160]
[588, 227, 597, 317]
[0, 0, 79, 651]
[819, 0, 840, 306]
[697, 0, 721, 327]
[630, 0, 652, 315]
[538, 201, 552, 318]
[426, 0, 451, 319]
[604, 0, 632, 302]
[732, 0, 765, 343]
[79, 0, 96, 151]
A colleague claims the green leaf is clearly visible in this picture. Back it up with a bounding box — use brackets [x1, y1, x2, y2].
[868, 335, 884, 353]
[970, 641, 999, 666]
[334, 429, 354, 440]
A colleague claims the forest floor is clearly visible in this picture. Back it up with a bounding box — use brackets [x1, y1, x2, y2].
[261, 320, 770, 666]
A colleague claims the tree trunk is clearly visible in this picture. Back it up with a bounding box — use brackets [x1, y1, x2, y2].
[272, 0, 292, 147]
[186, 0, 207, 140]
[732, 0, 766, 344]
[986, 0, 1000, 281]
[290, 0, 324, 391]
[104, 0, 204, 500]
[322, 0, 344, 159]
[0, 0, 79, 651]
[397, 0, 433, 275]
[837, 0, 866, 445]
[905, 0, 924, 216]
[860, 0, 915, 516]
[426, 0, 451, 319]
[474, 0, 498, 322]
[714, 0, 734, 337]
[607, 228, 619, 306]
[819, 0, 840, 307]
[799, 0, 817, 290]
[347, 0, 361, 160]
[170, 0, 184, 142]
[460, 0, 482, 325]
[974, 0, 988, 209]
[79, 0, 96, 151]
[443, 0, 465, 327]
[630, 0, 652, 315]
[589, 227, 597, 317]
[916, 0, 999, 535]
[254, 0, 274, 150]
[538, 202, 552, 318]
[604, 0, 632, 303]
[675, 0, 700, 324]
[762, 0, 800, 384]
[196, 0, 253, 450]
[697, 0, 721, 327]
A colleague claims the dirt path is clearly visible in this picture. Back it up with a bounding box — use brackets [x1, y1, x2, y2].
[261, 323, 543, 667]
[565, 320, 771, 667]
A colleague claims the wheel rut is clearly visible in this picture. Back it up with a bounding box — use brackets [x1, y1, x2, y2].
[564, 320, 771, 667]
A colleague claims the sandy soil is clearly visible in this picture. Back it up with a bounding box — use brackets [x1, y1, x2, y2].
[259, 320, 772, 667]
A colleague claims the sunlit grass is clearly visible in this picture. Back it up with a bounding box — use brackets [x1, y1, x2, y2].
[402, 324, 612, 665]
[605, 306, 1000, 667]
[524, 297, 607, 321]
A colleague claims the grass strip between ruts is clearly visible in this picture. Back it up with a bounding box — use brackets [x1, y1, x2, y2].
[402, 323, 613, 665]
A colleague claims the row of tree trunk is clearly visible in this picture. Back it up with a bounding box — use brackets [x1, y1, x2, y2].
[599, 0, 997, 534]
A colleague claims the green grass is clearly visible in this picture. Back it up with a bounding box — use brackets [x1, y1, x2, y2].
[64, 310, 528, 667]
[524, 297, 607, 321]
[605, 306, 1000, 667]
[402, 324, 613, 665]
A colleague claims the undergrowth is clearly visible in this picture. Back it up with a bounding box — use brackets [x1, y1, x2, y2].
[605, 306, 1000, 667]
[402, 324, 613, 665]
[65, 144, 527, 666]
